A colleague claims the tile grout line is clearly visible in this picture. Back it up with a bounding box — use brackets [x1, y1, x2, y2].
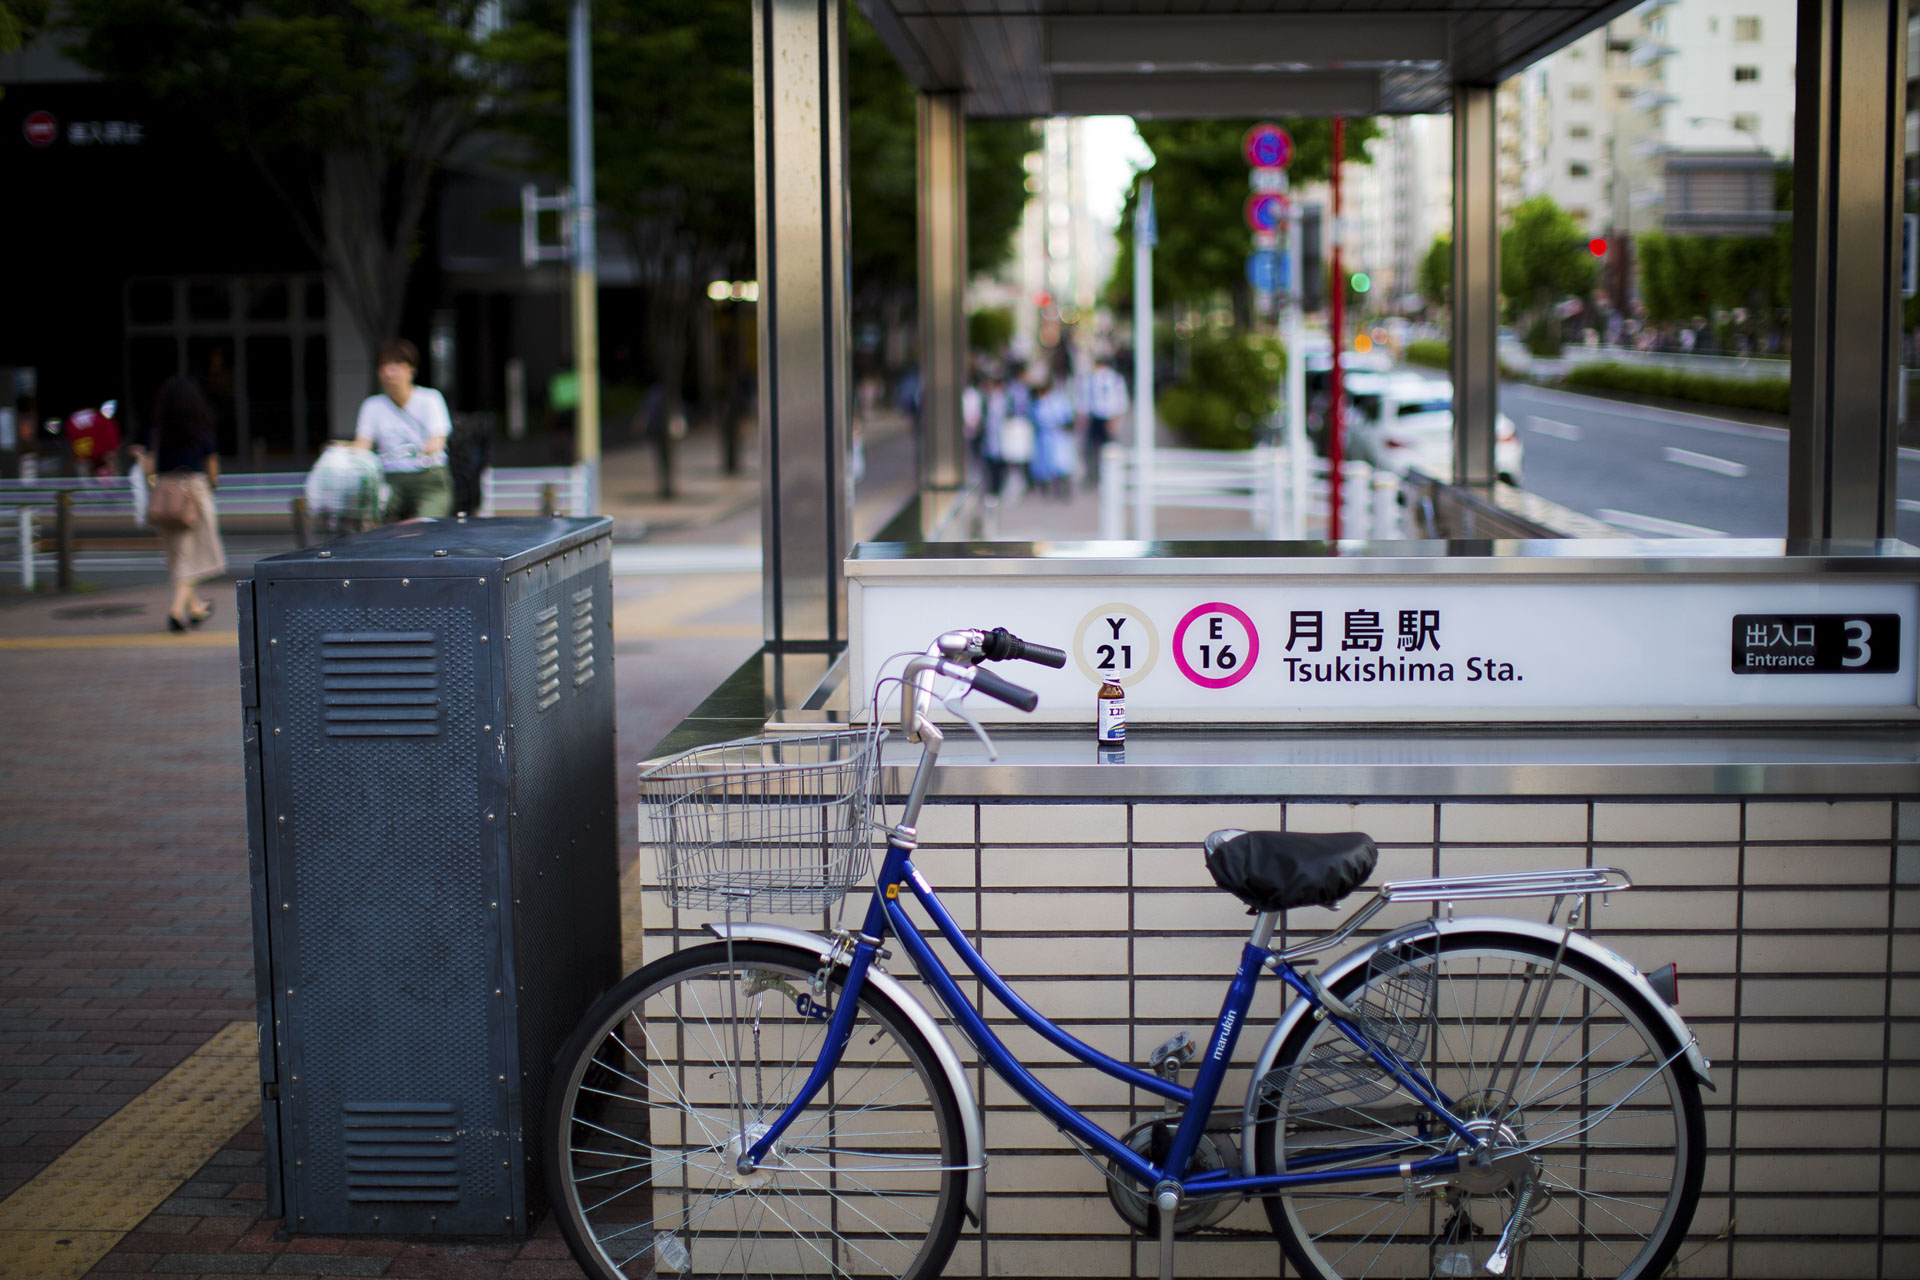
[0, 1020, 260, 1280]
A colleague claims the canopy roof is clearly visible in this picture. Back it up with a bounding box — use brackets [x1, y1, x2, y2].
[856, 0, 1642, 117]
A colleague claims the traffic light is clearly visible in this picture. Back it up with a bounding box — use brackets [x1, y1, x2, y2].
[1350, 272, 1371, 294]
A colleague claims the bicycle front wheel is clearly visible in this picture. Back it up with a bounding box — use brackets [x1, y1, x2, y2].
[546, 940, 968, 1280]
[1255, 931, 1705, 1280]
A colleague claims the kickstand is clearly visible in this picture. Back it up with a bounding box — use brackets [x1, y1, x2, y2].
[1155, 1186, 1179, 1280]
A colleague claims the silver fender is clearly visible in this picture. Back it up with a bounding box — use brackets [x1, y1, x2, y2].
[1237, 915, 1715, 1176]
[705, 921, 986, 1226]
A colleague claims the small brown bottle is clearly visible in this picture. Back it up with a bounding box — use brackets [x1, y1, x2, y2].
[1096, 679, 1126, 744]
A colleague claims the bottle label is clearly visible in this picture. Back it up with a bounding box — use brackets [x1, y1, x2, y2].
[1097, 696, 1126, 742]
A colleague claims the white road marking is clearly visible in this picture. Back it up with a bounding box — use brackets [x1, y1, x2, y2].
[1662, 447, 1750, 478]
[1595, 508, 1728, 538]
[1527, 417, 1582, 441]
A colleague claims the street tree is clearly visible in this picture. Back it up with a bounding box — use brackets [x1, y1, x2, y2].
[1498, 195, 1596, 353]
[1418, 233, 1451, 313]
[64, 0, 522, 374]
[1106, 116, 1381, 316]
[0, 0, 50, 75]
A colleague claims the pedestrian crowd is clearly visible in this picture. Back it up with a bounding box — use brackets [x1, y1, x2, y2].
[963, 354, 1131, 506]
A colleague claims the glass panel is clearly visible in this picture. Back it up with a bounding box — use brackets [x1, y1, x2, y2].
[247, 281, 289, 322]
[128, 280, 173, 326]
[245, 336, 295, 455]
[188, 281, 232, 322]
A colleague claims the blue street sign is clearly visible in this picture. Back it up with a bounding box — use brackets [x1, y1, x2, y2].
[1246, 251, 1279, 292]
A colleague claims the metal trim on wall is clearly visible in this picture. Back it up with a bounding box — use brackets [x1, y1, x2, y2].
[916, 92, 968, 497]
[755, 0, 851, 648]
[1450, 85, 1499, 489]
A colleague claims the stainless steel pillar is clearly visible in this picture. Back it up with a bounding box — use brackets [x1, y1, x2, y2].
[917, 93, 968, 499]
[753, 0, 852, 647]
[1788, 0, 1910, 539]
[1450, 85, 1500, 488]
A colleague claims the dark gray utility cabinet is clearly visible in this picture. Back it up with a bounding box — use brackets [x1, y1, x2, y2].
[238, 517, 621, 1235]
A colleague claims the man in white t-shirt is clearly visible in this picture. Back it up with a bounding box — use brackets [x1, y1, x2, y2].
[353, 338, 453, 520]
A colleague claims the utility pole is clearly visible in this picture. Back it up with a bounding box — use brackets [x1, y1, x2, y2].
[1133, 179, 1156, 541]
[569, 0, 600, 511]
[1327, 117, 1346, 542]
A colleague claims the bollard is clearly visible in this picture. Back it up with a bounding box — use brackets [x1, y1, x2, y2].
[540, 483, 557, 518]
[55, 489, 74, 591]
[17, 505, 34, 591]
[1372, 470, 1402, 540]
[292, 496, 310, 549]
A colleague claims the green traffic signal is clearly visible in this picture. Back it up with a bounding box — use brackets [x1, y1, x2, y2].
[1351, 272, 1371, 294]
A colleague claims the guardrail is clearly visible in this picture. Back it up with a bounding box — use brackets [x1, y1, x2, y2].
[1397, 469, 1629, 540]
[1097, 443, 1402, 540]
[3, 462, 597, 589]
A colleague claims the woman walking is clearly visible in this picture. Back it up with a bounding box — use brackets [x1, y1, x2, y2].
[140, 375, 226, 632]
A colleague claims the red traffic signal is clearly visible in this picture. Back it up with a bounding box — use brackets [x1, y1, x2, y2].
[1589, 238, 1608, 256]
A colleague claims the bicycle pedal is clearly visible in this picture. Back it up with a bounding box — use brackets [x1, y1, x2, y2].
[1148, 1031, 1195, 1076]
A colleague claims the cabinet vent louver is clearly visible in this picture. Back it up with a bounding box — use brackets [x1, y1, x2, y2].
[320, 632, 440, 737]
[571, 586, 595, 690]
[342, 1101, 461, 1203]
[534, 604, 562, 712]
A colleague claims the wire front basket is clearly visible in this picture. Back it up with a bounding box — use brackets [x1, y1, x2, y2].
[639, 724, 888, 914]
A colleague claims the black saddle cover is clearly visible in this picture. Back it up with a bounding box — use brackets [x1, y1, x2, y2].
[1203, 829, 1379, 912]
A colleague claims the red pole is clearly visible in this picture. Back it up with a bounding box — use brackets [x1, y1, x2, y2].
[1327, 117, 1346, 542]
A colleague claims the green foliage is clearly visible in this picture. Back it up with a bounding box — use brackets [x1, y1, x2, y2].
[1109, 117, 1382, 311]
[0, 0, 50, 58]
[1418, 234, 1451, 310]
[840, 16, 1030, 294]
[1499, 196, 1597, 310]
[1403, 340, 1450, 370]
[64, 0, 521, 361]
[1560, 363, 1790, 415]
[968, 307, 1014, 354]
[1157, 331, 1283, 450]
[1636, 230, 1788, 327]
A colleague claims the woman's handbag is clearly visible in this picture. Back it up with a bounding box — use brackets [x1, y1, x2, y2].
[149, 475, 199, 531]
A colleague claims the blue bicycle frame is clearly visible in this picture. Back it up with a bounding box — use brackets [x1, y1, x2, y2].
[747, 833, 1480, 1199]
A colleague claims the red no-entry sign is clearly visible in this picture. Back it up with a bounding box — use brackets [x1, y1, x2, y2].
[23, 111, 57, 148]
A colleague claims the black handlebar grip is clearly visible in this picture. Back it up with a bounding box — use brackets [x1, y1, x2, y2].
[969, 666, 1040, 713]
[981, 626, 1069, 669]
[1021, 641, 1068, 669]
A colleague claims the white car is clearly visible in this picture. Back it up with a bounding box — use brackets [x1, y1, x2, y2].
[1344, 375, 1522, 485]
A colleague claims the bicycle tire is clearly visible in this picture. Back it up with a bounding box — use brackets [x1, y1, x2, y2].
[546, 940, 968, 1280]
[1254, 930, 1705, 1280]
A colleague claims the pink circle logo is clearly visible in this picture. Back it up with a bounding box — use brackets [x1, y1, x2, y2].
[23, 111, 57, 148]
[1172, 602, 1259, 689]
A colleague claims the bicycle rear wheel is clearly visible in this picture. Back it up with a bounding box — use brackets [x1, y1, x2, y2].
[546, 940, 968, 1280]
[1254, 931, 1704, 1280]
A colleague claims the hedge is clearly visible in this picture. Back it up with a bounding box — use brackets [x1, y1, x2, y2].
[1558, 362, 1790, 416]
[1403, 339, 1450, 370]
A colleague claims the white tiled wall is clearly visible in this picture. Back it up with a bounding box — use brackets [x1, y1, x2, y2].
[631, 795, 1915, 1280]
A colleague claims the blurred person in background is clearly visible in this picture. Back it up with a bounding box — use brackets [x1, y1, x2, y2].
[136, 376, 226, 633]
[354, 339, 452, 520]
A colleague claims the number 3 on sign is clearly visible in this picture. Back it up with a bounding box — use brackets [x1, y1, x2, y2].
[1173, 603, 1260, 690]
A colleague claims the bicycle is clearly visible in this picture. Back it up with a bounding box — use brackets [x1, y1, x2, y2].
[546, 626, 1712, 1280]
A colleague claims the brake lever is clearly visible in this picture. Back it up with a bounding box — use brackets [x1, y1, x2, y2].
[941, 686, 998, 760]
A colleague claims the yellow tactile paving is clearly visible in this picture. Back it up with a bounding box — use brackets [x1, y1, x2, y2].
[0, 1020, 260, 1280]
[0, 631, 236, 650]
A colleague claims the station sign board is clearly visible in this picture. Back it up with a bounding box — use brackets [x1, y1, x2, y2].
[850, 567, 1920, 723]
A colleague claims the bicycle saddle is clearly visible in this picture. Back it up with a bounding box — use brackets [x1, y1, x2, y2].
[1202, 828, 1378, 912]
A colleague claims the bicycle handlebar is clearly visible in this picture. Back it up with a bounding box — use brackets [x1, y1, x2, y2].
[979, 627, 1068, 669]
[967, 665, 1040, 712]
